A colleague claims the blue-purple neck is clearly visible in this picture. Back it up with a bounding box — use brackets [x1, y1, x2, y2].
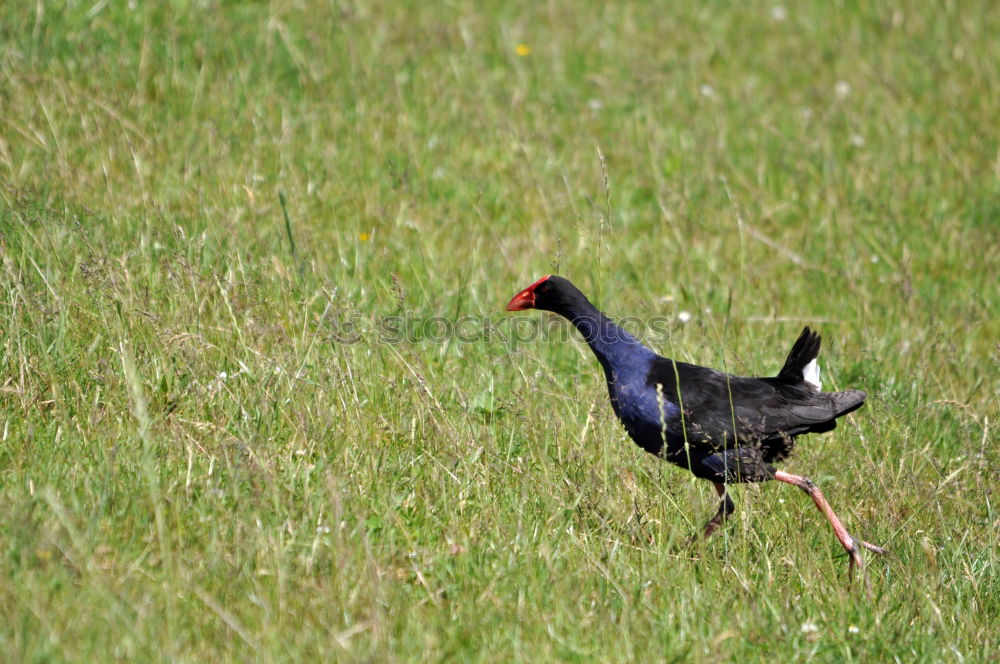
[566, 307, 656, 379]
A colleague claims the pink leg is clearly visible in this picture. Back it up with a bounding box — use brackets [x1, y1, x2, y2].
[773, 470, 887, 581]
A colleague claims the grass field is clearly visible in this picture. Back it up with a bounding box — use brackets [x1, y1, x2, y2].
[1, 1, 998, 661]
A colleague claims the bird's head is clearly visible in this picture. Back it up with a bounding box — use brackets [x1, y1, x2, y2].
[505, 275, 585, 315]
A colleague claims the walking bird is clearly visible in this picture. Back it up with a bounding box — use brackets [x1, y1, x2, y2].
[506, 275, 886, 578]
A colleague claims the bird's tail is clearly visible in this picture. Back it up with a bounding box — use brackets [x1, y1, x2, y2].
[776, 326, 822, 389]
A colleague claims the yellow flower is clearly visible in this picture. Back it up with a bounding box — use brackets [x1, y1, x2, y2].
[359, 232, 370, 242]
[515, 43, 531, 57]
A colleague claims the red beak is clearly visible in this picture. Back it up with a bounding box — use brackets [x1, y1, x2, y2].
[505, 275, 551, 311]
[505, 289, 535, 311]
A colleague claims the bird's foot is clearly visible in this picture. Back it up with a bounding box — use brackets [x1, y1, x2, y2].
[683, 529, 709, 553]
[846, 535, 888, 592]
[859, 539, 888, 555]
[846, 541, 868, 591]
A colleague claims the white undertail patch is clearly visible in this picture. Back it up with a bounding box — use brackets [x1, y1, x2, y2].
[803, 358, 822, 391]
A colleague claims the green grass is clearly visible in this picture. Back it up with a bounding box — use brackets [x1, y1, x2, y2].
[1, 1, 998, 661]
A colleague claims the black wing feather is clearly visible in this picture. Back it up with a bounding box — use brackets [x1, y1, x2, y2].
[646, 352, 865, 464]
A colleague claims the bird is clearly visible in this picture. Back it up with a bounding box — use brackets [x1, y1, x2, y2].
[506, 275, 886, 578]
